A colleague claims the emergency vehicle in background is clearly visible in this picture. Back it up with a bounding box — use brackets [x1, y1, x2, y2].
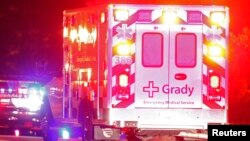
[62, 4, 229, 140]
[0, 77, 48, 138]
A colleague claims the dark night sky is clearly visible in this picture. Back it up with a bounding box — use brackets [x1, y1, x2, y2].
[0, 0, 249, 81]
[0, 0, 87, 80]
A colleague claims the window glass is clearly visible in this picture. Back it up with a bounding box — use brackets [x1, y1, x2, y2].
[142, 33, 163, 67]
[176, 33, 197, 67]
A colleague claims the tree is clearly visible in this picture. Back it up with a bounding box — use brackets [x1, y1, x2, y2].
[229, 27, 250, 124]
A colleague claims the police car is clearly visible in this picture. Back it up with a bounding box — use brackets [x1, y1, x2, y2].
[0, 76, 54, 140]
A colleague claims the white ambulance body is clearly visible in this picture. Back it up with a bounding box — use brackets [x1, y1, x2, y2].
[63, 4, 229, 140]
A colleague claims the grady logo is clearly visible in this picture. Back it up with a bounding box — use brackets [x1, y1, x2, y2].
[162, 84, 194, 96]
[143, 81, 194, 98]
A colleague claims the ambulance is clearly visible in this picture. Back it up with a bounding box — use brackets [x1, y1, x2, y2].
[62, 4, 229, 140]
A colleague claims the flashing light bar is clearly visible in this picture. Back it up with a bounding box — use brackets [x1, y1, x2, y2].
[208, 44, 223, 57]
[14, 129, 20, 137]
[69, 28, 78, 42]
[115, 42, 132, 56]
[63, 27, 68, 38]
[101, 12, 105, 23]
[0, 88, 4, 93]
[162, 11, 178, 24]
[18, 88, 28, 94]
[210, 11, 226, 25]
[0, 99, 10, 103]
[78, 26, 88, 43]
[64, 62, 70, 71]
[8, 88, 13, 93]
[114, 9, 129, 21]
[61, 128, 70, 139]
[0, 86, 45, 111]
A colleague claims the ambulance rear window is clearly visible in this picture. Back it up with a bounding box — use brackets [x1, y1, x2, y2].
[142, 33, 163, 67]
[176, 33, 197, 67]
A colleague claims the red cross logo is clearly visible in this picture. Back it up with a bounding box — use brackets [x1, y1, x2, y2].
[143, 81, 159, 98]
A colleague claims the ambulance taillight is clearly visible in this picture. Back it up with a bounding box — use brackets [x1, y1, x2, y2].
[208, 70, 221, 101]
[119, 74, 128, 87]
[210, 75, 220, 89]
[116, 73, 130, 100]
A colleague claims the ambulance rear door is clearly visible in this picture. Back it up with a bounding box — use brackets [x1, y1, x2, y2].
[135, 24, 169, 108]
[135, 24, 203, 109]
[168, 25, 203, 108]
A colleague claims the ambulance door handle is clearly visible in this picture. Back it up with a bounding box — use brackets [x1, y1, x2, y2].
[174, 73, 187, 80]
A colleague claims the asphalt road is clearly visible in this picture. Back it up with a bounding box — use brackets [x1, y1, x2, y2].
[0, 135, 82, 141]
[0, 135, 42, 141]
